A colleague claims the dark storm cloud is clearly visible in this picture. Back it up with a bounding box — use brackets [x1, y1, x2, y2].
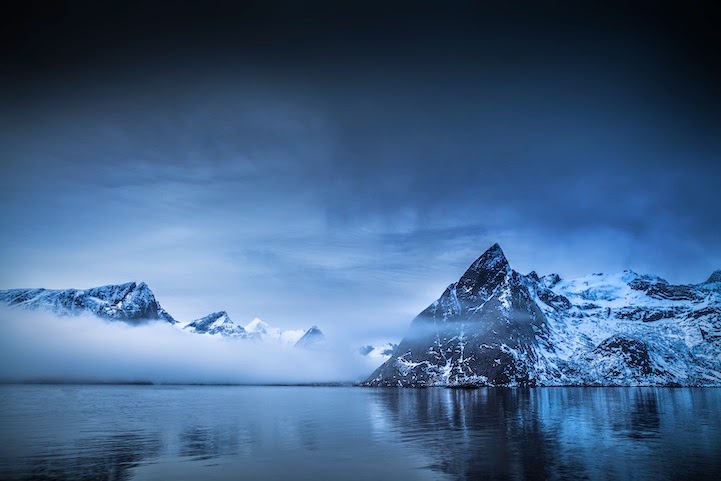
[1, 1, 719, 338]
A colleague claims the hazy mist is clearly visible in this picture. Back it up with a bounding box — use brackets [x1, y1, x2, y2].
[0, 309, 380, 384]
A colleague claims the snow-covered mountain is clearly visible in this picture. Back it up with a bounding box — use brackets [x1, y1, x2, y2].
[365, 243, 721, 387]
[243, 318, 307, 345]
[182, 313, 321, 347]
[0, 282, 177, 324]
[0, 282, 325, 348]
[183, 311, 248, 338]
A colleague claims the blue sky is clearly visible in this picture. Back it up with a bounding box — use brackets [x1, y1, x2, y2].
[1, 1, 719, 340]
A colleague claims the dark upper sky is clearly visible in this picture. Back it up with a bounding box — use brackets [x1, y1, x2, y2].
[1, 1, 720, 339]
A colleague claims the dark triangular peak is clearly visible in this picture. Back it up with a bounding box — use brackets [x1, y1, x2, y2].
[295, 326, 326, 349]
[455, 243, 511, 300]
[705, 270, 721, 284]
[527, 271, 540, 282]
[365, 243, 549, 387]
[463, 243, 508, 275]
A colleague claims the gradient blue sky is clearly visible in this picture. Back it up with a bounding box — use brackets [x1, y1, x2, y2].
[1, 1, 720, 340]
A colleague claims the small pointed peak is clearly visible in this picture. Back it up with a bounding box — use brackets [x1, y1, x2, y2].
[470, 243, 509, 271]
[245, 317, 270, 332]
[527, 271, 540, 282]
[621, 270, 640, 282]
[488, 242, 504, 257]
[185, 310, 234, 332]
[541, 273, 561, 288]
[295, 325, 326, 349]
[454, 243, 511, 297]
[705, 270, 721, 284]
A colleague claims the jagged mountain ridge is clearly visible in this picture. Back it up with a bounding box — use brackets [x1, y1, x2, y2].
[183, 311, 249, 338]
[0, 282, 177, 324]
[365, 243, 721, 387]
[0, 282, 324, 348]
[183, 313, 321, 348]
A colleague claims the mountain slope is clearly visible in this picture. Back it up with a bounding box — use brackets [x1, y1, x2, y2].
[0, 282, 177, 324]
[243, 318, 307, 345]
[0, 282, 324, 347]
[365, 244, 721, 387]
[294, 325, 326, 349]
[181, 313, 318, 345]
[183, 311, 247, 338]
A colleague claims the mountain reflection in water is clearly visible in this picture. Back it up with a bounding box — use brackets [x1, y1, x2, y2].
[1, 386, 719, 481]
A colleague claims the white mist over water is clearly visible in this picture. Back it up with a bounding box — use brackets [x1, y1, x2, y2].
[0, 309, 379, 384]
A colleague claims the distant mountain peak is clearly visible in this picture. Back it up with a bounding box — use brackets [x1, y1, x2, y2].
[245, 318, 271, 333]
[0, 282, 325, 347]
[706, 270, 721, 284]
[184, 311, 245, 337]
[185, 310, 229, 328]
[0, 281, 176, 324]
[294, 325, 326, 349]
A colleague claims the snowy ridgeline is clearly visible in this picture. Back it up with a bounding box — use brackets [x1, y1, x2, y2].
[183, 311, 326, 349]
[4, 243, 718, 387]
[0, 282, 327, 350]
[365, 244, 721, 387]
[0, 282, 178, 324]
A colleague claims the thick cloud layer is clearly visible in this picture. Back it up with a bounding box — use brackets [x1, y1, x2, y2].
[0, 310, 378, 384]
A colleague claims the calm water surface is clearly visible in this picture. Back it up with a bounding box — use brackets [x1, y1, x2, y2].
[1, 385, 719, 480]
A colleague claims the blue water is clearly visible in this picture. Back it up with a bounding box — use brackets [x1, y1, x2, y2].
[1, 386, 719, 480]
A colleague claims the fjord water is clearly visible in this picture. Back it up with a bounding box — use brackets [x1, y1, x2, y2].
[1, 386, 719, 481]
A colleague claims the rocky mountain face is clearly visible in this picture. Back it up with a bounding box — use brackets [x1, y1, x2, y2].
[183, 313, 323, 348]
[365, 244, 721, 387]
[0, 282, 324, 348]
[0, 282, 177, 324]
[183, 311, 248, 338]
